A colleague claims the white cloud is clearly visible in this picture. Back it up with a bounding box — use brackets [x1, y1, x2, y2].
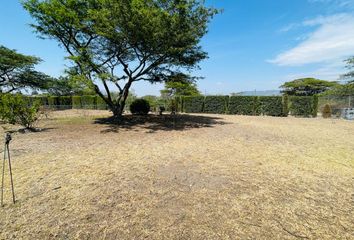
[270, 14, 354, 66]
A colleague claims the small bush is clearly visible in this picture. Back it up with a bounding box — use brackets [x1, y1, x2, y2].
[228, 96, 260, 115]
[259, 96, 284, 117]
[204, 96, 229, 114]
[0, 94, 41, 129]
[322, 104, 332, 118]
[183, 96, 205, 113]
[130, 99, 150, 115]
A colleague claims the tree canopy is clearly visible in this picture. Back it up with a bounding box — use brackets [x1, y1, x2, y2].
[280, 78, 338, 96]
[0, 45, 51, 93]
[23, 0, 218, 116]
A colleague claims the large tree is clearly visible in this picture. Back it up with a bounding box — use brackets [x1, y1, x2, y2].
[280, 78, 338, 96]
[0, 45, 51, 93]
[24, 0, 218, 117]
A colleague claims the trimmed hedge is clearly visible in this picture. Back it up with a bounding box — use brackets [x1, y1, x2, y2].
[282, 95, 289, 117]
[259, 96, 284, 117]
[228, 96, 260, 115]
[81, 95, 96, 109]
[72, 96, 82, 109]
[48, 96, 59, 109]
[204, 96, 229, 114]
[289, 95, 318, 117]
[96, 96, 108, 110]
[183, 96, 205, 113]
[59, 96, 72, 109]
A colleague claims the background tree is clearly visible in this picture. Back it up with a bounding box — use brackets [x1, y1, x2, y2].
[0, 45, 51, 93]
[342, 57, 354, 83]
[280, 78, 338, 96]
[160, 73, 201, 98]
[323, 57, 354, 96]
[24, 0, 218, 117]
[46, 75, 95, 96]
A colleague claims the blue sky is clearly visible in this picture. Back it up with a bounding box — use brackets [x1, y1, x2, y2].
[1, 0, 354, 96]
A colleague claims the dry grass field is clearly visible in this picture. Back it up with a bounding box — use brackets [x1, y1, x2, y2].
[0, 110, 353, 239]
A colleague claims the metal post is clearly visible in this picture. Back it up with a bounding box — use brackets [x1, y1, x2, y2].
[349, 96, 352, 108]
[1, 142, 6, 207]
[7, 141, 15, 204]
[1, 133, 15, 206]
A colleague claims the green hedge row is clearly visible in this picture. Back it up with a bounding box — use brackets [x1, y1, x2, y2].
[204, 96, 229, 114]
[289, 95, 318, 117]
[183, 96, 205, 113]
[25, 95, 109, 110]
[180, 95, 318, 117]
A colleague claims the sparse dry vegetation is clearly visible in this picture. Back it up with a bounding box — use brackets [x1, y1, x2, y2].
[0, 110, 353, 239]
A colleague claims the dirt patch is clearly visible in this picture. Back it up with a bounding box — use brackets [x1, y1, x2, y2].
[0, 110, 353, 239]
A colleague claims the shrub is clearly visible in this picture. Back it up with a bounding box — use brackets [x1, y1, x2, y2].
[183, 96, 205, 113]
[289, 96, 316, 117]
[72, 96, 82, 109]
[322, 104, 332, 118]
[81, 95, 96, 109]
[130, 99, 150, 115]
[228, 96, 260, 115]
[204, 96, 229, 114]
[0, 94, 41, 129]
[259, 96, 284, 117]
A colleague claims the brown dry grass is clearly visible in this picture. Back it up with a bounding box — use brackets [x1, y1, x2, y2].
[0, 110, 353, 239]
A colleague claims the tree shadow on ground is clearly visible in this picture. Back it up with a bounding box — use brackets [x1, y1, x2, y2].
[94, 114, 230, 133]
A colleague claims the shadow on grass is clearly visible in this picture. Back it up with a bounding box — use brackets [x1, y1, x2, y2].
[94, 114, 229, 133]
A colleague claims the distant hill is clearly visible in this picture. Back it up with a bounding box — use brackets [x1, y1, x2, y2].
[232, 90, 281, 96]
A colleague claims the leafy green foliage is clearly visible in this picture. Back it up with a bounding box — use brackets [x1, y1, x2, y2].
[183, 96, 204, 113]
[322, 104, 332, 118]
[228, 96, 260, 115]
[130, 99, 150, 115]
[204, 96, 229, 114]
[259, 96, 284, 117]
[0, 94, 41, 129]
[0, 45, 52, 93]
[289, 96, 318, 117]
[24, 0, 218, 116]
[281, 78, 338, 96]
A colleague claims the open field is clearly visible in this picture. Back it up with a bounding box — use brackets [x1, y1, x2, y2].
[0, 110, 353, 239]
